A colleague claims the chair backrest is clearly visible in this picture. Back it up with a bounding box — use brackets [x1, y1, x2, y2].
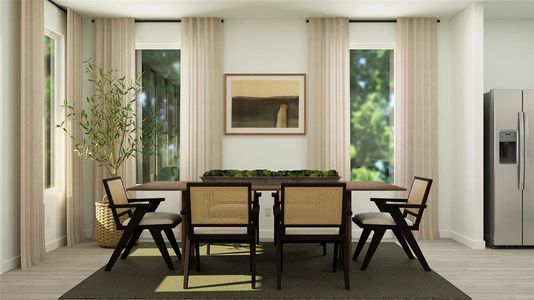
[102, 177, 131, 228]
[404, 176, 433, 227]
[281, 183, 346, 227]
[186, 183, 252, 230]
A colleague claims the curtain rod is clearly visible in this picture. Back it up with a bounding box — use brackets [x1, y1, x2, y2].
[48, 0, 67, 13]
[305, 19, 440, 23]
[91, 19, 224, 23]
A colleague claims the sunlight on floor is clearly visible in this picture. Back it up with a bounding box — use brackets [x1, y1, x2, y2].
[130, 243, 264, 257]
[156, 275, 263, 292]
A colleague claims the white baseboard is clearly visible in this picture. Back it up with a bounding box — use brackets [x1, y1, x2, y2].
[45, 236, 67, 253]
[450, 230, 486, 249]
[1, 256, 20, 274]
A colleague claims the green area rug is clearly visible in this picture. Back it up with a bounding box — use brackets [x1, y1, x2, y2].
[61, 242, 469, 299]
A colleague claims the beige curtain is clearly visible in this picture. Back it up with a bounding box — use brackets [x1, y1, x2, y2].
[307, 18, 350, 179]
[65, 9, 84, 246]
[180, 18, 223, 180]
[394, 18, 439, 239]
[20, 0, 46, 269]
[92, 18, 136, 203]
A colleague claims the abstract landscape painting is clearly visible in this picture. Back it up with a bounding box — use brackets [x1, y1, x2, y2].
[225, 74, 306, 135]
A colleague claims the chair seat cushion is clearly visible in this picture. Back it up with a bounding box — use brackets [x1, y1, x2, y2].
[122, 212, 181, 227]
[285, 227, 340, 235]
[193, 227, 248, 235]
[353, 212, 413, 226]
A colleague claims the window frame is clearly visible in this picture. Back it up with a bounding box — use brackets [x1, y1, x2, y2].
[349, 43, 395, 183]
[44, 28, 65, 195]
[134, 45, 181, 184]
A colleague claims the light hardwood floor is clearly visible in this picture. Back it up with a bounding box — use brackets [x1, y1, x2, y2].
[0, 239, 533, 299]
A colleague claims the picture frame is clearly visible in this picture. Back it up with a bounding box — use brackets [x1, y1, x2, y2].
[224, 73, 306, 135]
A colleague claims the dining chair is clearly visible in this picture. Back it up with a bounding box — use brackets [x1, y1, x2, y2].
[352, 176, 433, 271]
[102, 177, 182, 271]
[205, 190, 261, 255]
[181, 182, 260, 289]
[273, 183, 351, 290]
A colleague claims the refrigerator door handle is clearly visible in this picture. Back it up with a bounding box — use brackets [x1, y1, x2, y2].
[525, 112, 529, 190]
[519, 111, 526, 190]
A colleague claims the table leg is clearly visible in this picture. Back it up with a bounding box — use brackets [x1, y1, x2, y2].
[181, 190, 188, 266]
[341, 190, 352, 270]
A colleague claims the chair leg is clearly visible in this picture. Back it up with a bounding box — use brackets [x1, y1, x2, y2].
[353, 228, 371, 260]
[183, 237, 191, 289]
[401, 229, 431, 271]
[333, 242, 338, 272]
[150, 229, 174, 271]
[276, 240, 282, 290]
[361, 229, 385, 270]
[256, 216, 260, 245]
[163, 228, 182, 260]
[105, 223, 138, 271]
[206, 243, 211, 255]
[322, 242, 327, 256]
[392, 229, 414, 259]
[250, 241, 256, 289]
[280, 242, 284, 273]
[343, 238, 350, 290]
[195, 242, 201, 271]
[121, 228, 143, 259]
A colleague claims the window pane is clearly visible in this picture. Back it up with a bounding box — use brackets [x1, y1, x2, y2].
[350, 49, 394, 182]
[44, 35, 55, 188]
[136, 50, 180, 183]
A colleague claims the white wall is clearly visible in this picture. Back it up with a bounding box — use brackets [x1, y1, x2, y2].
[449, 3, 485, 249]
[222, 19, 309, 172]
[44, 0, 67, 253]
[484, 18, 534, 91]
[437, 19, 453, 236]
[0, 0, 21, 274]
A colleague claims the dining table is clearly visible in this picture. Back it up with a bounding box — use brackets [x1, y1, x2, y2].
[127, 180, 406, 265]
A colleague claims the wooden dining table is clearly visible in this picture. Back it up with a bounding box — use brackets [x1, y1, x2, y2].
[127, 180, 406, 265]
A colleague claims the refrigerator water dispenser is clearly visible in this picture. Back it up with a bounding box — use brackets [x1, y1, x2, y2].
[499, 131, 517, 164]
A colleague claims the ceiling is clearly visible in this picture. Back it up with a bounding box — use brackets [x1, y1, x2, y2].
[54, 0, 534, 19]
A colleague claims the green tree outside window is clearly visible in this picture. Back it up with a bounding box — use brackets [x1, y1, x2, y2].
[350, 49, 394, 182]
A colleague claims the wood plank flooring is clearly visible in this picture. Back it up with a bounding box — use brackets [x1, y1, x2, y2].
[0, 239, 533, 299]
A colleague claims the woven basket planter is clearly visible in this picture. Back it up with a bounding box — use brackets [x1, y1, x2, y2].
[95, 200, 125, 248]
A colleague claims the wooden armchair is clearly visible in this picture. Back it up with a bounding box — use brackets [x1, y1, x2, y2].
[273, 183, 351, 290]
[181, 183, 260, 289]
[352, 176, 433, 271]
[102, 177, 182, 271]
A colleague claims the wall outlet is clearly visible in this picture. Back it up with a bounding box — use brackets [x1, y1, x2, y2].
[265, 207, 272, 217]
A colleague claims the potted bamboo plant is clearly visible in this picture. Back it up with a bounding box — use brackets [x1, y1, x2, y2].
[59, 60, 165, 247]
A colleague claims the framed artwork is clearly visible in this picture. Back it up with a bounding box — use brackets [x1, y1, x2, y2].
[224, 73, 306, 135]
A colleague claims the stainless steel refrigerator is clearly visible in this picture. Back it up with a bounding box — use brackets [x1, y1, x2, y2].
[484, 89, 534, 247]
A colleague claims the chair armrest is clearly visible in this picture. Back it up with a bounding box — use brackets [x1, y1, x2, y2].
[371, 198, 408, 203]
[127, 198, 164, 203]
[108, 203, 152, 209]
[384, 203, 426, 209]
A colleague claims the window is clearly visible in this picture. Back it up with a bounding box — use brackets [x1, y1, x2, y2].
[44, 35, 56, 188]
[350, 49, 394, 182]
[136, 50, 180, 183]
